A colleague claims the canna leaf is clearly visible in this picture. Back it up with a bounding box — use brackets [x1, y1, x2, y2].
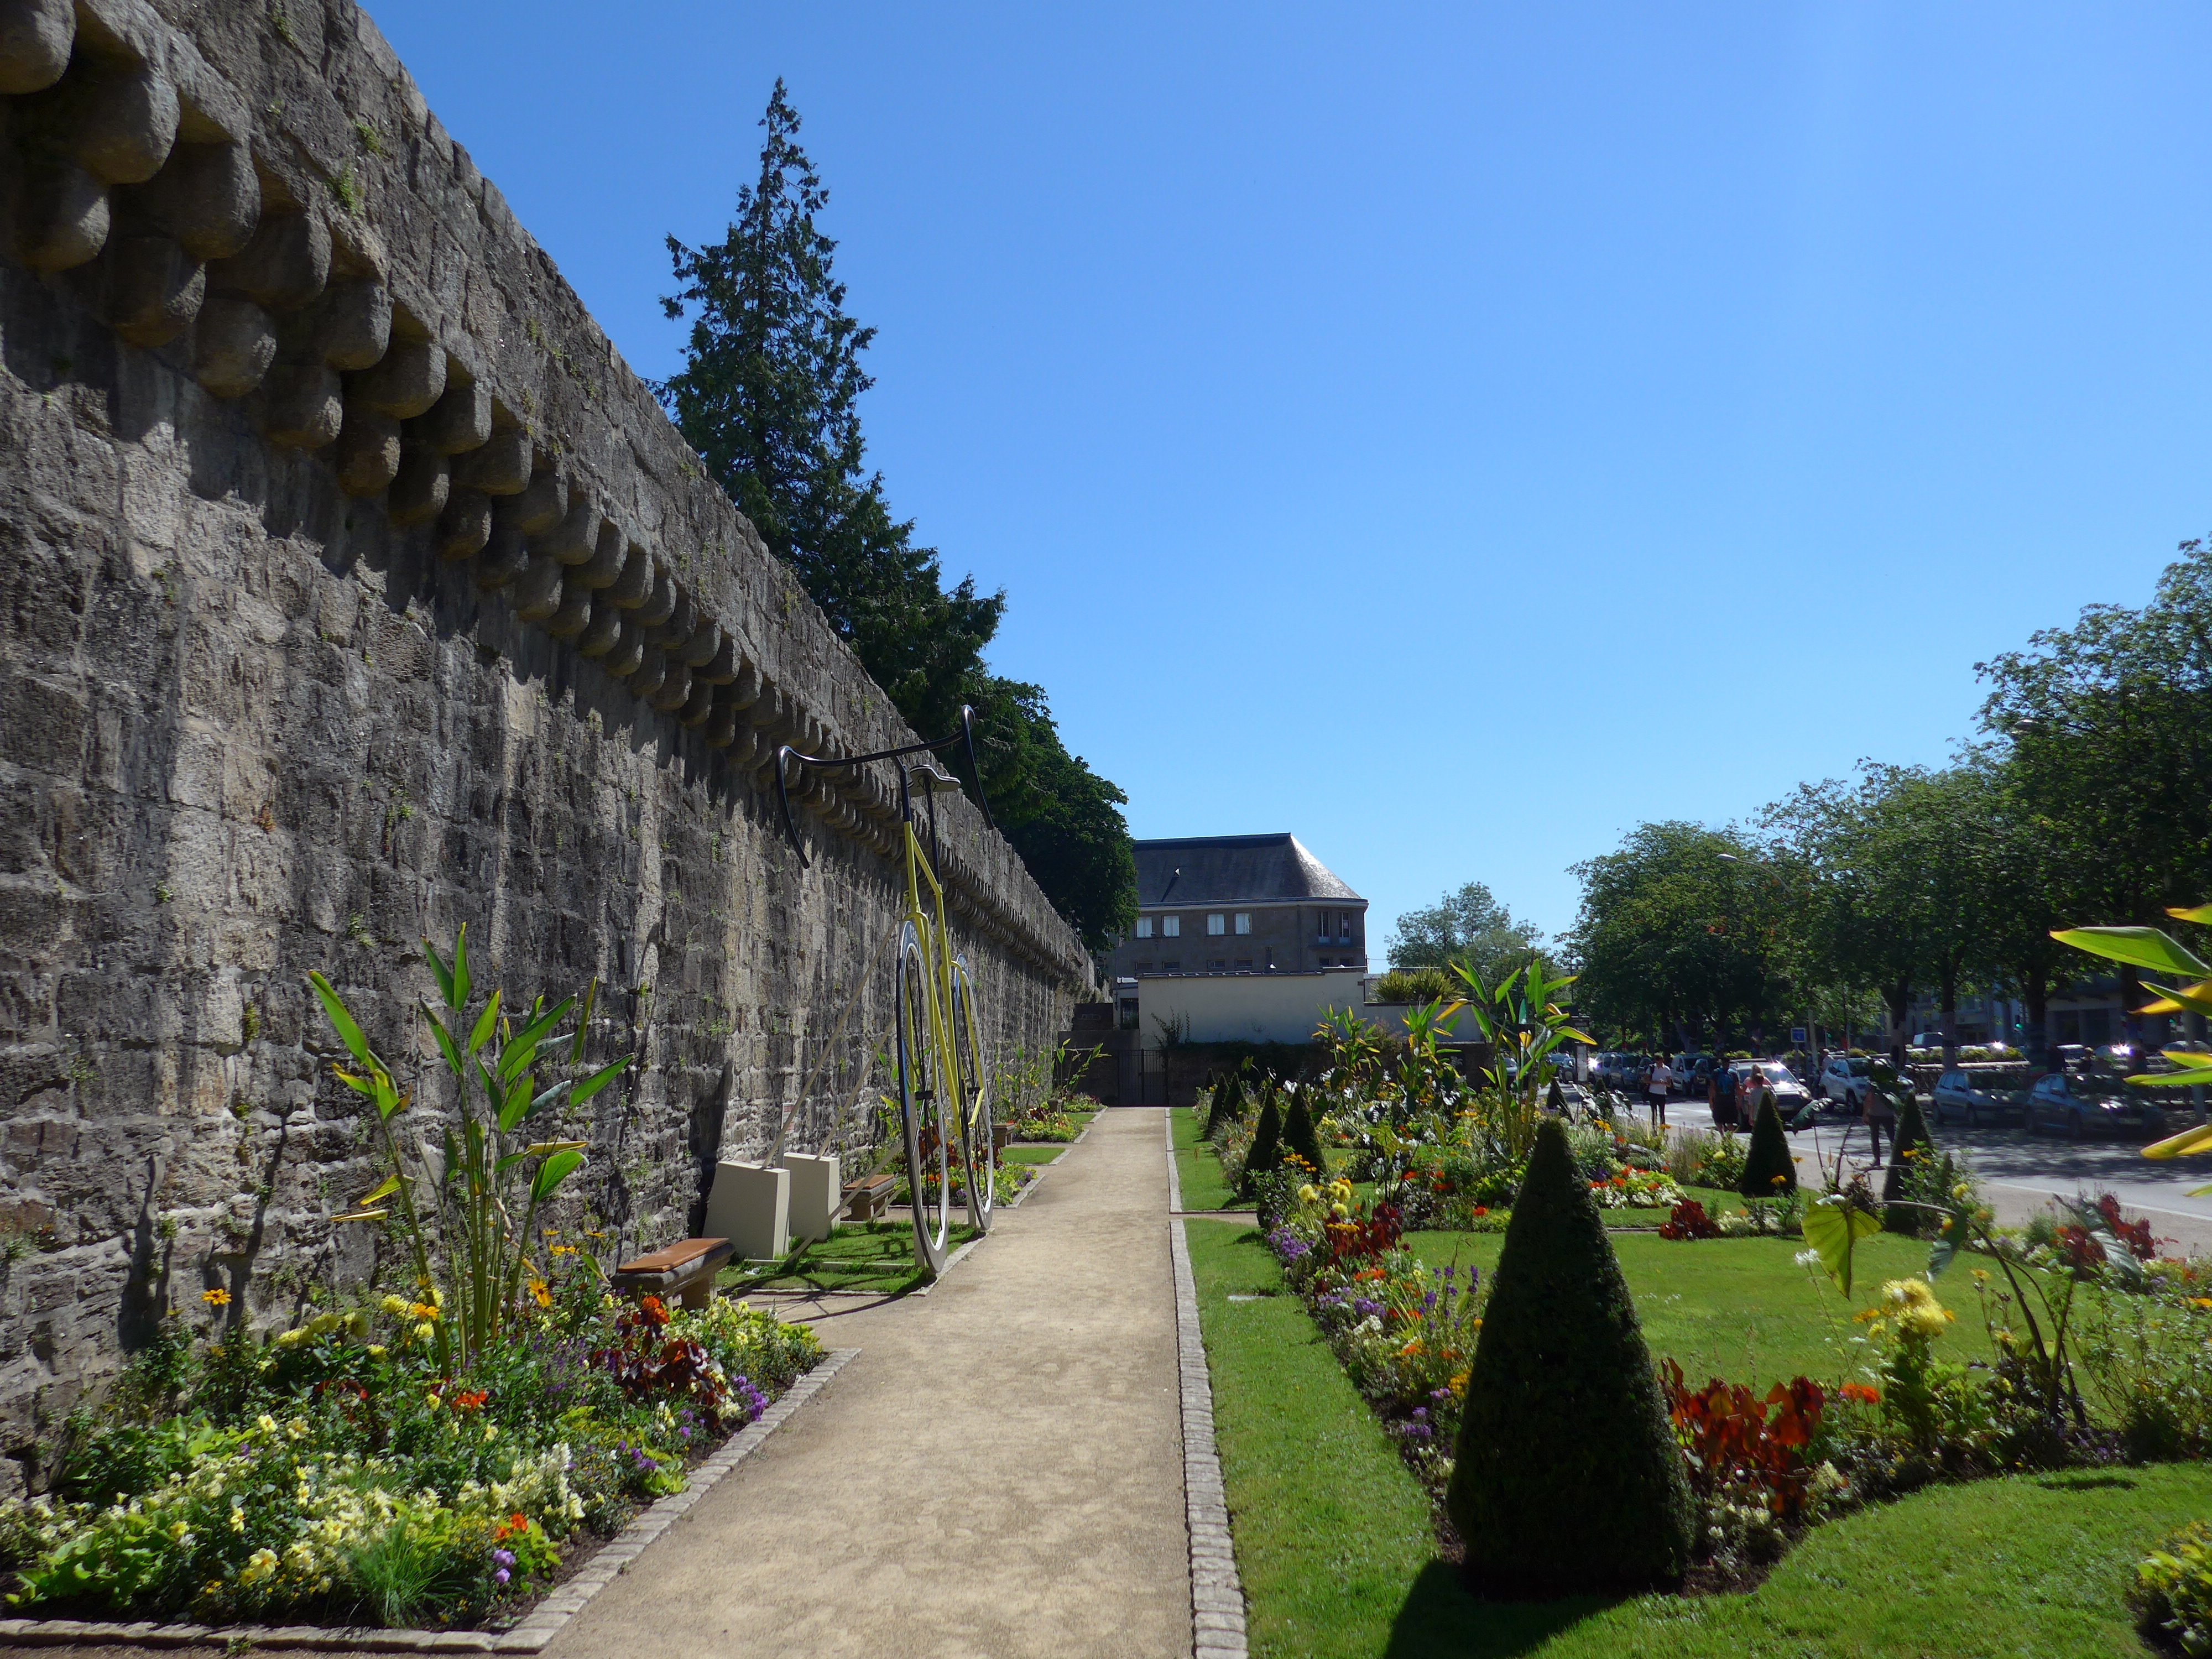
[530, 1147, 585, 1202]
[468, 990, 502, 1058]
[572, 1056, 632, 1108]
[422, 1008, 464, 1078]
[356, 1173, 402, 1206]
[422, 938, 455, 1011]
[572, 978, 598, 1066]
[525, 1140, 589, 1155]
[2145, 1121, 2212, 1160]
[530, 1079, 573, 1118]
[500, 1073, 533, 1133]
[1802, 1197, 1884, 1300]
[331, 1208, 389, 1223]
[452, 924, 471, 1011]
[2126, 1052, 2212, 1089]
[2169, 904, 2212, 926]
[308, 971, 374, 1068]
[331, 1065, 378, 1097]
[2051, 926, 2211, 979]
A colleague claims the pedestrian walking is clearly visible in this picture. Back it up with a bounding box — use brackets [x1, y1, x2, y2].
[1647, 1057, 1672, 1127]
[1709, 1061, 1740, 1129]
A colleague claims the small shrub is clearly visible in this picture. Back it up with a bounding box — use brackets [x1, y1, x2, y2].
[1881, 1095, 1933, 1233]
[1202, 1074, 1247, 1140]
[1446, 1119, 1693, 1597]
[1240, 1097, 1284, 1194]
[1658, 1199, 1721, 1240]
[2133, 1521, 2212, 1658]
[1739, 1097, 1796, 1198]
[1283, 1094, 1324, 1173]
[1375, 966, 1453, 1004]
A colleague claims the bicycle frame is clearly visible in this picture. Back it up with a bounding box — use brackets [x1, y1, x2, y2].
[775, 708, 998, 1258]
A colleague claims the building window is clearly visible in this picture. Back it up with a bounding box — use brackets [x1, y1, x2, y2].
[1235, 957, 1253, 969]
[1164, 959, 1181, 974]
[1234, 913, 1251, 935]
[1162, 916, 1181, 938]
[1135, 961, 1153, 974]
[1211, 958, 1227, 970]
[1207, 914, 1225, 936]
[1135, 917, 1154, 940]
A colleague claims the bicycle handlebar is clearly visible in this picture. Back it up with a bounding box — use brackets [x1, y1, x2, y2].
[774, 703, 996, 868]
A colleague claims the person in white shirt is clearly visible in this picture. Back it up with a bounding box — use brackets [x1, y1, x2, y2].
[1646, 1059, 1673, 1127]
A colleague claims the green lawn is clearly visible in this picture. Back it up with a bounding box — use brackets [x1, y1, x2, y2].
[1003, 1144, 1064, 1167]
[1402, 1226, 2000, 1390]
[1186, 1219, 2212, 1659]
[717, 1219, 981, 1296]
[1175, 1105, 1242, 1211]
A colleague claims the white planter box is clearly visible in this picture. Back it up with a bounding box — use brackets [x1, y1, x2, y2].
[703, 1161, 789, 1262]
[779, 1152, 842, 1244]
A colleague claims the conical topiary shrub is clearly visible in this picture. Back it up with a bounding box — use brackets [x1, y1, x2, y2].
[1282, 1093, 1325, 1177]
[1739, 1095, 1797, 1198]
[1240, 1095, 1283, 1193]
[1446, 1118, 1693, 1598]
[1881, 1092, 1934, 1233]
[1203, 1073, 1246, 1141]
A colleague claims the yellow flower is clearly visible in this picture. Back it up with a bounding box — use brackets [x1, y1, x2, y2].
[530, 1279, 553, 1310]
[1297, 1185, 1321, 1206]
[201, 1287, 231, 1308]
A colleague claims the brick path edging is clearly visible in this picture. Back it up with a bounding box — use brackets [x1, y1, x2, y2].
[1166, 1112, 1249, 1659]
[0, 1348, 860, 1655]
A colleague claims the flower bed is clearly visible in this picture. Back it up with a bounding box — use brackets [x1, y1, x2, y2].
[0, 1272, 820, 1631]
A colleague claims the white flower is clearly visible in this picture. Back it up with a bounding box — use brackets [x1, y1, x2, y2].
[1794, 1249, 1823, 1269]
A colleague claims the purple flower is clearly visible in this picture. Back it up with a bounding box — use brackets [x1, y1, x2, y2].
[1353, 1297, 1384, 1319]
[493, 1568, 510, 1587]
[493, 1550, 516, 1568]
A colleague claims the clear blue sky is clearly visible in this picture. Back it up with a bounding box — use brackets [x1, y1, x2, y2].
[366, 1, 2211, 948]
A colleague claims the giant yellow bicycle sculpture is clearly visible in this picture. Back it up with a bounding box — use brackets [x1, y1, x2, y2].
[775, 708, 997, 1277]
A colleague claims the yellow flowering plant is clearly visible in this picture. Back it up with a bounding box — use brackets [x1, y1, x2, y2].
[310, 926, 631, 1372]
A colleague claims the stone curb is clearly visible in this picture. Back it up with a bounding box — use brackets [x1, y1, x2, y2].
[1167, 1113, 1250, 1659]
[0, 1349, 860, 1655]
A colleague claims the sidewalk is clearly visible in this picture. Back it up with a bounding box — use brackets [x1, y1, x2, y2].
[546, 1108, 1191, 1659]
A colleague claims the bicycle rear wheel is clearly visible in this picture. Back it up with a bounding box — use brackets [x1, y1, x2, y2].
[894, 920, 952, 1277]
[950, 959, 993, 1233]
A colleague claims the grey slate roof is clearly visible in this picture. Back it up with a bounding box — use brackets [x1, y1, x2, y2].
[1134, 834, 1363, 907]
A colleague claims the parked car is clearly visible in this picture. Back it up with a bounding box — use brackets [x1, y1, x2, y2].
[1818, 1055, 1874, 1109]
[1733, 1061, 1815, 1123]
[1931, 1066, 2030, 1128]
[2024, 1070, 2165, 1140]
[1673, 1053, 1716, 1097]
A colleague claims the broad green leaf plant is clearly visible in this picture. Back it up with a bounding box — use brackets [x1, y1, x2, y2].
[2054, 902, 2212, 1182]
[309, 927, 632, 1373]
[1441, 961, 1593, 1160]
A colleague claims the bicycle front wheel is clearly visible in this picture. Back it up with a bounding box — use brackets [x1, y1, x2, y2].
[951, 959, 994, 1233]
[894, 920, 952, 1277]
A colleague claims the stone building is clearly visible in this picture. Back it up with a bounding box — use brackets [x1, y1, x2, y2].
[1101, 833, 1368, 980]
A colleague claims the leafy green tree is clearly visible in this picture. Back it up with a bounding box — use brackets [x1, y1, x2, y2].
[1447, 1119, 1693, 1596]
[1566, 823, 1792, 1050]
[658, 81, 1134, 946]
[1979, 540, 2212, 1048]
[1386, 881, 1548, 986]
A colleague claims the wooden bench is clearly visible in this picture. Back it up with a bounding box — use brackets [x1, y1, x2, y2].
[841, 1172, 897, 1223]
[611, 1237, 734, 1309]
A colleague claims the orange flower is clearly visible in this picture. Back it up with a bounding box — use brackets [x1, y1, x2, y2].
[1839, 1382, 1881, 1406]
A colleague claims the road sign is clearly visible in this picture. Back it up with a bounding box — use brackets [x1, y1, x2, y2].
[1791, 1027, 1808, 1045]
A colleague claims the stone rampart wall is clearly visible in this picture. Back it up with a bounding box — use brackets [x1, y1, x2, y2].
[0, 0, 1091, 1488]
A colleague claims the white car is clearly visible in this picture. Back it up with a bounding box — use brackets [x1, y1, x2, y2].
[1819, 1055, 1874, 1109]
